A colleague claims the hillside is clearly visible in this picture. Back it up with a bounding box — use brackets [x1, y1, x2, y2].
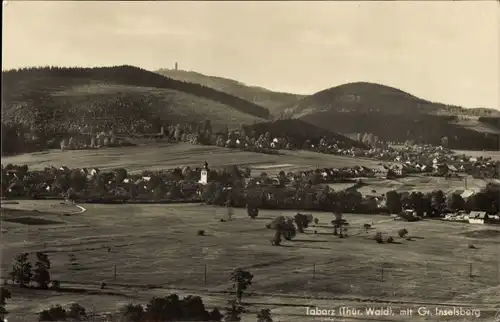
[283, 82, 500, 150]
[156, 69, 304, 116]
[1, 66, 270, 132]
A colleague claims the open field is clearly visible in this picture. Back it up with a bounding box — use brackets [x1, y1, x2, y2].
[1, 201, 499, 321]
[1, 143, 389, 175]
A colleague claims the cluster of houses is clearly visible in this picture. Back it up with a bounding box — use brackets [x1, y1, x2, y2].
[443, 211, 500, 225]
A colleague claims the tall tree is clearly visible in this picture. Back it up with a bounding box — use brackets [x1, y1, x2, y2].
[230, 269, 253, 303]
[9, 253, 33, 287]
[33, 252, 51, 289]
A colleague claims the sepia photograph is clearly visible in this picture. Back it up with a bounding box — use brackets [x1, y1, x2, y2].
[1, 1, 500, 321]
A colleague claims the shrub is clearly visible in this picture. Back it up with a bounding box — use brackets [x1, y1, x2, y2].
[39, 305, 66, 321]
[49, 280, 60, 290]
[374, 232, 384, 243]
[197, 230, 205, 236]
[67, 303, 87, 320]
[387, 237, 394, 243]
[100, 282, 106, 289]
[398, 228, 408, 238]
[313, 218, 319, 225]
[468, 244, 476, 249]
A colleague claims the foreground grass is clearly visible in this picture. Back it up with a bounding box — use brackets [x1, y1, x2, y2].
[1, 202, 499, 321]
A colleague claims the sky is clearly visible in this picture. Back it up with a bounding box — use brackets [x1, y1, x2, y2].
[3, 1, 499, 109]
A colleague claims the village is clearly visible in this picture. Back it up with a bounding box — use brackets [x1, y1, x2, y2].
[2, 145, 498, 225]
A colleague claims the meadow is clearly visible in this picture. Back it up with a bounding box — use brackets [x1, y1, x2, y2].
[0, 142, 386, 175]
[1, 201, 499, 321]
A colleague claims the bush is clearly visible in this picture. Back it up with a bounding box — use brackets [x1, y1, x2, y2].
[387, 237, 394, 243]
[313, 218, 319, 225]
[67, 303, 87, 320]
[197, 230, 205, 236]
[398, 228, 408, 238]
[468, 244, 476, 249]
[374, 232, 384, 243]
[49, 280, 60, 290]
[39, 305, 66, 321]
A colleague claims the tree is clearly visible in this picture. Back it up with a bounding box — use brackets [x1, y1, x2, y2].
[67, 303, 87, 321]
[246, 203, 259, 219]
[430, 190, 446, 214]
[294, 213, 308, 233]
[69, 169, 87, 192]
[114, 168, 128, 183]
[398, 228, 408, 238]
[386, 190, 402, 214]
[230, 268, 253, 303]
[39, 305, 67, 321]
[209, 308, 223, 321]
[331, 212, 347, 237]
[447, 193, 465, 211]
[33, 252, 51, 289]
[0, 287, 11, 321]
[120, 303, 145, 322]
[257, 308, 273, 322]
[168, 183, 183, 200]
[10, 253, 33, 287]
[60, 138, 67, 151]
[440, 136, 449, 148]
[67, 137, 77, 150]
[90, 136, 96, 148]
[224, 300, 244, 322]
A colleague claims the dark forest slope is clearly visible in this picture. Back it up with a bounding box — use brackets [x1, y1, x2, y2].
[1, 66, 270, 131]
[243, 119, 367, 149]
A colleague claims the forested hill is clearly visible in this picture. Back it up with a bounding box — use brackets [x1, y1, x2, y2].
[2, 65, 270, 126]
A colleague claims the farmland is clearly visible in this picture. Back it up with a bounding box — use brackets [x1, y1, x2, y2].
[0, 142, 387, 175]
[1, 201, 499, 321]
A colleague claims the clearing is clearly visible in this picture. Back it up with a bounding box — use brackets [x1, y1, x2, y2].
[1, 201, 499, 321]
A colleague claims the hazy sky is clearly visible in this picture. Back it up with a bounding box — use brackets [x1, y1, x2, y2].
[3, 1, 499, 109]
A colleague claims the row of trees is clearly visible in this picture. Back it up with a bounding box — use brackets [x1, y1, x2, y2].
[386, 183, 500, 215]
[4, 264, 259, 322]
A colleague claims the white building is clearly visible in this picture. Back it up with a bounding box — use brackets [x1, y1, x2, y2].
[468, 211, 487, 224]
[199, 162, 209, 185]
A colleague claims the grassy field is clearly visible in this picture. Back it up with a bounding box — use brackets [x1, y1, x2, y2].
[1, 143, 388, 175]
[1, 201, 499, 321]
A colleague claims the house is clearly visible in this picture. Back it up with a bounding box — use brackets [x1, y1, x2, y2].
[468, 211, 488, 224]
[59, 166, 70, 173]
[460, 190, 475, 200]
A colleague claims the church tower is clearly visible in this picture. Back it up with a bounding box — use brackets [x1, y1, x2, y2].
[199, 161, 209, 185]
